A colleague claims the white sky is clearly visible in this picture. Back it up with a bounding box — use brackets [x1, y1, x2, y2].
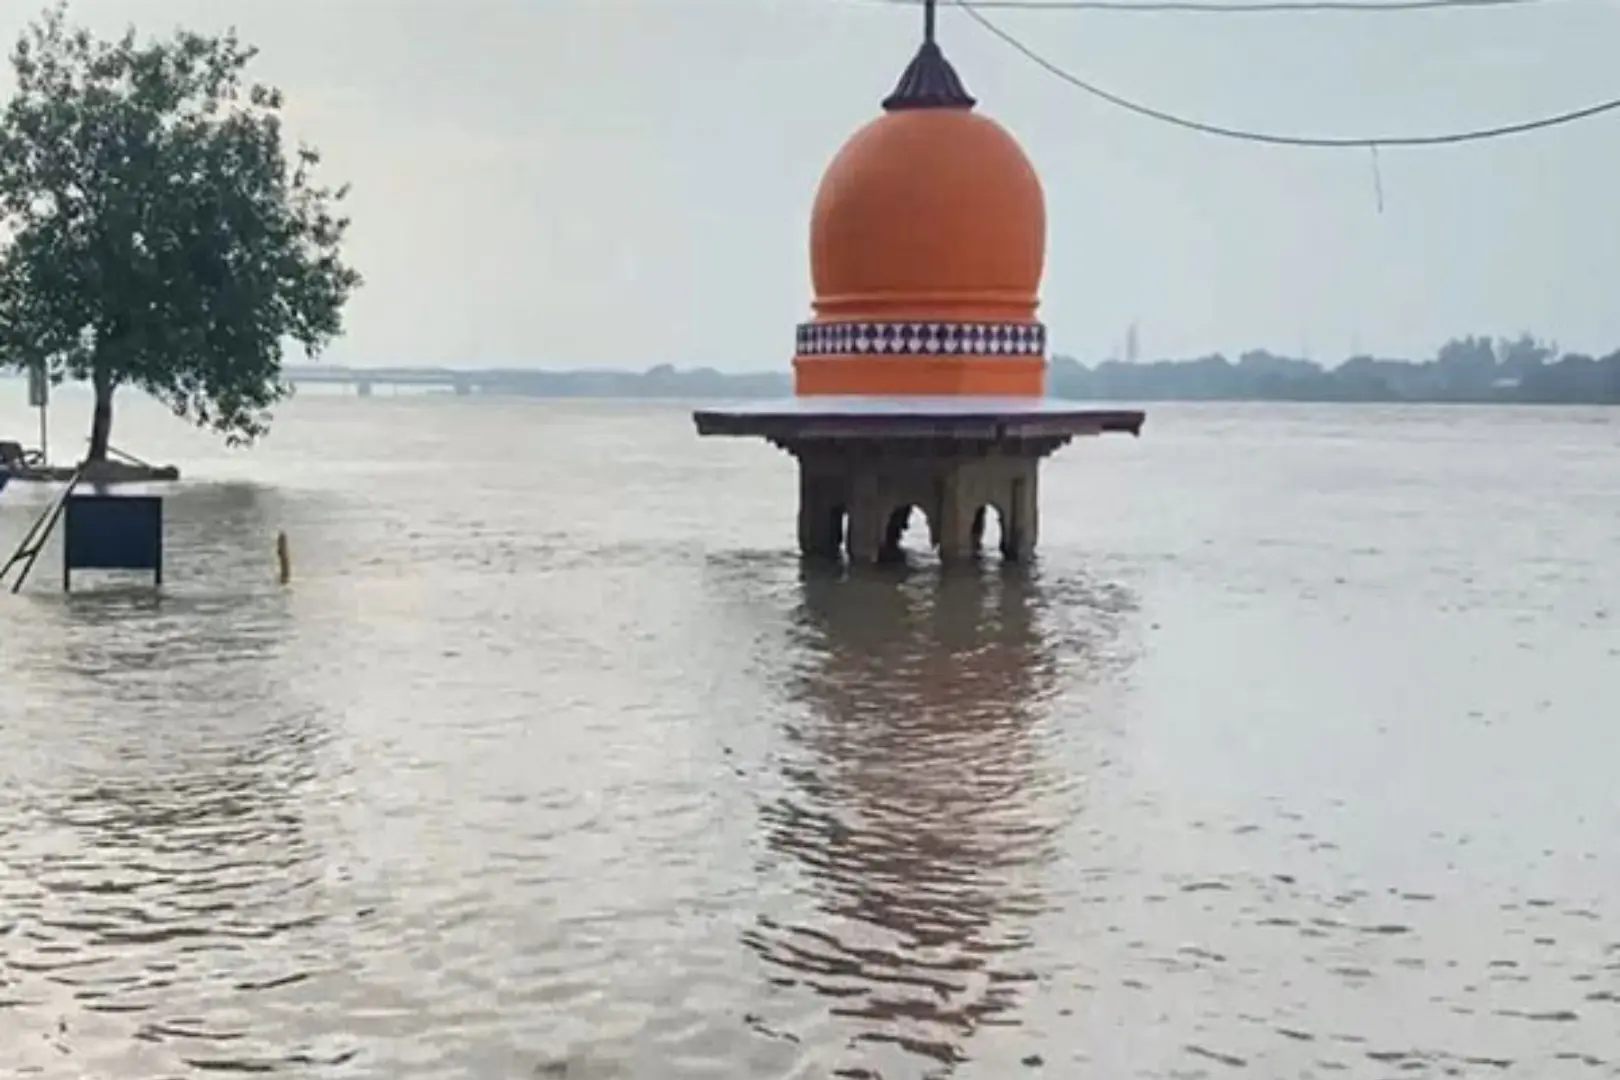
[4, 0, 1619, 368]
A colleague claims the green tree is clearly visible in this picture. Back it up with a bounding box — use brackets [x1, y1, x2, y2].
[0, 3, 360, 464]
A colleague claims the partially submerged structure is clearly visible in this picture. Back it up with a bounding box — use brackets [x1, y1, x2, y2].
[0, 440, 176, 485]
[693, 1, 1144, 563]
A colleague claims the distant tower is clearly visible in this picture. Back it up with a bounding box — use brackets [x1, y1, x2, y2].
[693, 0, 1144, 564]
[1124, 321, 1140, 363]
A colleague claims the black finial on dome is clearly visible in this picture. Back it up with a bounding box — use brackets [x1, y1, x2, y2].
[882, 0, 977, 111]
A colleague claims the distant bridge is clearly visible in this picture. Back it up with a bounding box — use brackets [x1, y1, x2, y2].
[280, 364, 794, 401]
[10, 364, 790, 401]
[283, 365, 480, 396]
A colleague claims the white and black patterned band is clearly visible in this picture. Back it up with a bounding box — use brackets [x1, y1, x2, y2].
[796, 320, 1047, 357]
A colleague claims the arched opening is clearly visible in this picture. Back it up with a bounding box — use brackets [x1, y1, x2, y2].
[879, 505, 933, 563]
[971, 504, 1005, 559]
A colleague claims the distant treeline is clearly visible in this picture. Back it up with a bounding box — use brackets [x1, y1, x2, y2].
[1046, 335, 1620, 405]
[547, 334, 1620, 404]
[22, 334, 1620, 405]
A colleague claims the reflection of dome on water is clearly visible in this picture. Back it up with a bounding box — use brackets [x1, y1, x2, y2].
[743, 568, 1130, 1072]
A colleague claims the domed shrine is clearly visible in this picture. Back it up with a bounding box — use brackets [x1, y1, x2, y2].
[694, 0, 1145, 564]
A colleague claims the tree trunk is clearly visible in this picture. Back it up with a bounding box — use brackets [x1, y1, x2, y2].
[86, 366, 114, 464]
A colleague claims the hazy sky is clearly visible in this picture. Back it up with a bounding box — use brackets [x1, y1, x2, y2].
[3, 0, 1619, 369]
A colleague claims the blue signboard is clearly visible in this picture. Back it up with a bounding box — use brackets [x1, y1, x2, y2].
[63, 494, 163, 590]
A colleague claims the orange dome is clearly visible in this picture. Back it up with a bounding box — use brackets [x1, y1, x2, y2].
[810, 109, 1046, 323]
[793, 36, 1050, 398]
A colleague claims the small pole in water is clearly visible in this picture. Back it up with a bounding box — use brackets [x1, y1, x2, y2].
[276, 531, 291, 585]
[28, 359, 48, 465]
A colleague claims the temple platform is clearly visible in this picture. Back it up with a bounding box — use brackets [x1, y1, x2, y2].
[693, 395, 1144, 441]
[693, 397, 1145, 564]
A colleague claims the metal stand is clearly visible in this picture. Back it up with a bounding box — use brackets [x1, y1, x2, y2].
[0, 466, 85, 593]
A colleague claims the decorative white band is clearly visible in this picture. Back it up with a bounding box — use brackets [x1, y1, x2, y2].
[795, 320, 1047, 358]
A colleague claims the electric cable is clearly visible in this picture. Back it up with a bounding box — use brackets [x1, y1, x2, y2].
[882, 0, 1553, 13]
[957, 0, 1620, 146]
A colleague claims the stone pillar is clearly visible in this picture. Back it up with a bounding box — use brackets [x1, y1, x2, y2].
[934, 470, 977, 565]
[1002, 467, 1039, 562]
[845, 473, 886, 565]
[797, 459, 845, 559]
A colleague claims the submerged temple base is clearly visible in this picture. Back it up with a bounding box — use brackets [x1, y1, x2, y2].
[693, 398, 1146, 565]
[793, 438, 1048, 563]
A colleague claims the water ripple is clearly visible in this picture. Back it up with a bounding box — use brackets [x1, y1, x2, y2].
[0, 401, 1616, 1077]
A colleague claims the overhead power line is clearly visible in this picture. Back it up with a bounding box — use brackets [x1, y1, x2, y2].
[957, 1, 1620, 146]
[884, 0, 1552, 13]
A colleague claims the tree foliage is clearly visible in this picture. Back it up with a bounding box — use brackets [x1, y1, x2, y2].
[0, 2, 360, 459]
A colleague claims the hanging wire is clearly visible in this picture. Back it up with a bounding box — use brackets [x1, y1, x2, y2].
[956, 1, 1620, 146]
[877, 0, 1552, 13]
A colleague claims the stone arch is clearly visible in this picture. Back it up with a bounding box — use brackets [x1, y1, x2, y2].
[879, 503, 935, 562]
[971, 503, 1009, 559]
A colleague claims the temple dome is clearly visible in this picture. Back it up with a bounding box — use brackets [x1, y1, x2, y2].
[808, 101, 1046, 323]
[793, 30, 1050, 397]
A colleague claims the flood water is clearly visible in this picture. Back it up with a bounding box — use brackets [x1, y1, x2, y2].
[0, 389, 1618, 1078]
